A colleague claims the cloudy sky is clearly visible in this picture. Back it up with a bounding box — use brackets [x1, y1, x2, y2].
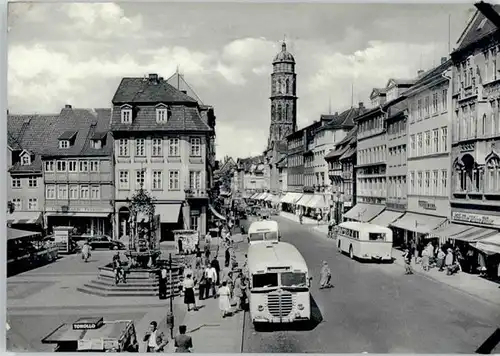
[8, 2, 473, 159]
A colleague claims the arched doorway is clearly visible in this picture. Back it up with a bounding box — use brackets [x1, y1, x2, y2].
[118, 206, 130, 239]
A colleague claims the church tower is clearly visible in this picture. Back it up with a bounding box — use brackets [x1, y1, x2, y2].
[267, 41, 297, 150]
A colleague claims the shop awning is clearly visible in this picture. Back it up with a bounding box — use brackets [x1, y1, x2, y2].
[474, 234, 500, 255]
[306, 195, 329, 209]
[296, 194, 314, 206]
[250, 193, 259, 199]
[431, 223, 475, 239]
[7, 227, 41, 241]
[7, 211, 42, 225]
[390, 212, 447, 234]
[254, 193, 264, 200]
[45, 212, 111, 218]
[344, 203, 385, 222]
[264, 194, 274, 202]
[280, 192, 303, 204]
[259, 192, 270, 200]
[156, 204, 181, 223]
[209, 204, 226, 221]
[370, 210, 404, 227]
[451, 226, 498, 242]
[271, 195, 281, 204]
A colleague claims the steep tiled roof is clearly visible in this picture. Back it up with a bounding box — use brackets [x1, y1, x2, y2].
[39, 108, 113, 158]
[112, 77, 198, 104]
[8, 114, 60, 172]
[387, 100, 408, 118]
[318, 107, 361, 132]
[166, 72, 204, 105]
[389, 79, 416, 86]
[336, 126, 358, 146]
[110, 105, 211, 132]
[455, 6, 500, 54]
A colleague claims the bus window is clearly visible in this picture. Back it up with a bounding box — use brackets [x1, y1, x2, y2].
[249, 231, 278, 242]
[281, 272, 306, 287]
[252, 273, 278, 288]
[369, 233, 385, 241]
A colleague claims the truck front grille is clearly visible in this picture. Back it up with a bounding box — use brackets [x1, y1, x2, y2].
[267, 292, 293, 318]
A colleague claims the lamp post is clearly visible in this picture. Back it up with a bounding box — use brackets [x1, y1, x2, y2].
[166, 253, 175, 339]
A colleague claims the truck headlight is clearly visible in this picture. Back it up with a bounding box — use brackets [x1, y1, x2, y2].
[298, 304, 304, 310]
[258, 305, 264, 311]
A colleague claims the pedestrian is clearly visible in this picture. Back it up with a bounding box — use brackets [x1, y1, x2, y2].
[182, 274, 197, 312]
[211, 256, 221, 286]
[143, 321, 168, 352]
[81, 241, 90, 262]
[403, 248, 413, 275]
[194, 245, 202, 268]
[316, 212, 322, 225]
[328, 218, 335, 238]
[445, 248, 454, 275]
[174, 325, 193, 353]
[178, 236, 184, 255]
[437, 248, 446, 271]
[421, 246, 430, 271]
[158, 266, 168, 300]
[217, 281, 232, 318]
[319, 261, 332, 288]
[225, 247, 231, 268]
[205, 264, 217, 299]
[233, 272, 244, 311]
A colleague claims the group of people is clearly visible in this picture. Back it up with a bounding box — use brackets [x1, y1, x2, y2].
[403, 240, 463, 276]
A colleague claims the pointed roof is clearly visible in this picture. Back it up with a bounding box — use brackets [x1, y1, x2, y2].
[453, 5, 500, 54]
[166, 72, 204, 105]
[317, 106, 362, 132]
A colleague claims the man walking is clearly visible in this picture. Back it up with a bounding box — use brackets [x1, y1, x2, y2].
[143, 321, 168, 352]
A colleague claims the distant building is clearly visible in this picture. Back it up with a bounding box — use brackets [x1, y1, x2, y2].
[110, 73, 216, 240]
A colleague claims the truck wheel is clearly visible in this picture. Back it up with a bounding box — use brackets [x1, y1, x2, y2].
[349, 246, 354, 259]
[253, 322, 263, 332]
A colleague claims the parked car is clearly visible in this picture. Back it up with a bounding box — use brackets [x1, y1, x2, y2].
[85, 235, 126, 250]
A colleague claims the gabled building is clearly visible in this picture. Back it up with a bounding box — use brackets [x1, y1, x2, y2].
[111, 73, 216, 240]
[41, 106, 114, 236]
[7, 114, 59, 231]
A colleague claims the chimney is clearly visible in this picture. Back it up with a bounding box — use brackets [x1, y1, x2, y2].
[417, 70, 425, 78]
[65, 104, 72, 109]
[148, 73, 158, 81]
[441, 57, 447, 64]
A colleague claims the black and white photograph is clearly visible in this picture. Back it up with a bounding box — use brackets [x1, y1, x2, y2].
[5, 1, 500, 353]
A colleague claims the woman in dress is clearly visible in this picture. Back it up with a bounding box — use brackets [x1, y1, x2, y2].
[217, 281, 231, 318]
[182, 274, 197, 312]
[319, 261, 332, 289]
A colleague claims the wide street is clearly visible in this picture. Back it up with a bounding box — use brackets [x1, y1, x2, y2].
[242, 216, 500, 354]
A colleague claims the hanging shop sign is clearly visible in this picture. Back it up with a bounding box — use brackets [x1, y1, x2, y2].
[452, 211, 500, 227]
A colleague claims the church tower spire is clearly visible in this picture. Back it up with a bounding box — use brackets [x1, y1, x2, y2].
[267, 39, 297, 150]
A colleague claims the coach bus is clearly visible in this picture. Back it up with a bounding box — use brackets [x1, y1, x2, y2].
[247, 241, 311, 327]
[337, 221, 393, 262]
[247, 220, 280, 244]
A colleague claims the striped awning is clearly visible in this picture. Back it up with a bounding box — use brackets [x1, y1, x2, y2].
[7, 211, 42, 225]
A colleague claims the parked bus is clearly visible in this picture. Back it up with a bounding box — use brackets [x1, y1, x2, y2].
[337, 221, 393, 261]
[247, 220, 280, 244]
[247, 242, 311, 327]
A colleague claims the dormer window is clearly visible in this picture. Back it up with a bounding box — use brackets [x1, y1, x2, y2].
[91, 140, 102, 149]
[90, 132, 106, 149]
[20, 150, 31, 166]
[121, 105, 133, 124]
[58, 131, 77, 149]
[155, 103, 171, 123]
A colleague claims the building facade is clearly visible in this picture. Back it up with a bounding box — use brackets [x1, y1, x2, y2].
[449, 7, 500, 240]
[41, 107, 114, 236]
[286, 129, 305, 194]
[7, 114, 59, 231]
[111, 73, 216, 241]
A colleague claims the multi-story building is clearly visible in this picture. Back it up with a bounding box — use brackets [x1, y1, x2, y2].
[111, 73, 216, 241]
[7, 114, 59, 231]
[347, 80, 413, 223]
[325, 126, 358, 223]
[281, 128, 305, 209]
[244, 158, 266, 195]
[41, 106, 114, 236]
[390, 59, 453, 246]
[448, 6, 500, 243]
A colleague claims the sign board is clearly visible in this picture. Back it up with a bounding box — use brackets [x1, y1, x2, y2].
[190, 209, 200, 217]
[418, 200, 436, 210]
[452, 212, 500, 227]
[72, 317, 104, 330]
[77, 338, 104, 351]
[53, 226, 72, 253]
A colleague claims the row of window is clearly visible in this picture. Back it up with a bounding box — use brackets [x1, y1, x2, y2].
[288, 174, 304, 186]
[387, 145, 407, 163]
[11, 176, 38, 188]
[456, 58, 476, 90]
[408, 169, 448, 196]
[410, 88, 448, 122]
[387, 175, 407, 199]
[46, 184, 101, 200]
[11, 198, 38, 211]
[454, 157, 500, 193]
[121, 106, 171, 124]
[117, 137, 202, 157]
[288, 154, 303, 167]
[387, 119, 407, 137]
[454, 99, 500, 142]
[288, 137, 303, 150]
[358, 115, 384, 138]
[357, 178, 386, 197]
[358, 145, 387, 165]
[118, 169, 202, 191]
[482, 46, 499, 84]
[409, 127, 448, 158]
[45, 160, 100, 173]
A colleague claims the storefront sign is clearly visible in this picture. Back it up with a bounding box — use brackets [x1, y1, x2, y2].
[46, 206, 111, 213]
[418, 200, 436, 210]
[452, 212, 499, 226]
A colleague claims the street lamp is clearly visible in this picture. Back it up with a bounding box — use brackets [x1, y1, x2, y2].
[166, 253, 175, 339]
